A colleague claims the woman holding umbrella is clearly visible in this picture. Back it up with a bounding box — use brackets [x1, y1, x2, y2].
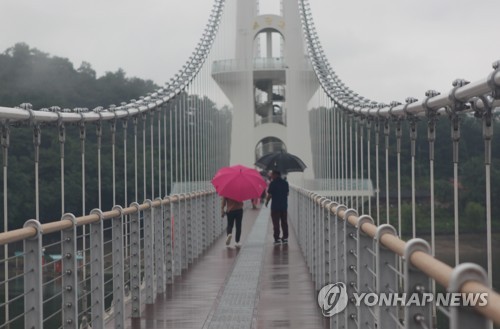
[212, 165, 267, 248]
[221, 197, 243, 247]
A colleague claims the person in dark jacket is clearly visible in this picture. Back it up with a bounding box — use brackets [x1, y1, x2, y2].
[265, 170, 289, 244]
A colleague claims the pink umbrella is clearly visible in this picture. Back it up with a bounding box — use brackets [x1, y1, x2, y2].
[211, 164, 267, 202]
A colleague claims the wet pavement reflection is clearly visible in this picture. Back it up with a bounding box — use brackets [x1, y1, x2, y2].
[256, 221, 329, 329]
[125, 208, 328, 329]
[127, 208, 258, 329]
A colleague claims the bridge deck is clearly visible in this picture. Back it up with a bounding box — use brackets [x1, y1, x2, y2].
[127, 206, 327, 329]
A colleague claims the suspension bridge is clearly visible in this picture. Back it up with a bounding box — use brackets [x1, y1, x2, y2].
[0, 0, 500, 328]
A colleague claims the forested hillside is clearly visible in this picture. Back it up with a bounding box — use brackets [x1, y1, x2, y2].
[0, 43, 157, 109]
[0, 43, 160, 228]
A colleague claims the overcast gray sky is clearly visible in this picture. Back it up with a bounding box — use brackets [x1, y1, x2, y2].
[1, 0, 499, 104]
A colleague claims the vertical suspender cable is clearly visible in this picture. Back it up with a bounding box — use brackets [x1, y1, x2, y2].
[96, 120, 102, 209]
[334, 110, 338, 199]
[164, 106, 168, 196]
[344, 116, 348, 206]
[123, 118, 128, 259]
[426, 109, 437, 321]
[123, 118, 128, 206]
[375, 120, 380, 225]
[427, 113, 436, 253]
[340, 111, 344, 204]
[79, 121, 87, 290]
[317, 106, 321, 180]
[158, 107, 162, 198]
[205, 63, 209, 182]
[175, 105, 179, 191]
[143, 113, 147, 200]
[316, 110, 319, 178]
[360, 118, 365, 214]
[180, 95, 185, 190]
[111, 119, 116, 206]
[322, 99, 327, 182]
[329, 103, 333, 190]
[183, 92, 188, 190]
[197, 80, 201, 187]
[329, 107, 331, 188]
[33, 124, 41, 221]
[367, 120, 372, 217]
[343, 112, 346, 205]
[481, 107, 493, 287]
[133, 117, 138, 202]
[450, 114, 460, 264]
[396, 120, 402, 236]
[150, 111, 155, 199]
[187, 87, 192, 185]
[170, 107, 174, 194]
[59, 122, 65, 214]
[384, 119, 390, 224]
[409, 118, 417, 239]
[350, 115, 353, 207]
[318, 109, 322, 179]
[2, 123, 9, 326]
[355, 118, 359, 211]
[192, 81, 197, 188]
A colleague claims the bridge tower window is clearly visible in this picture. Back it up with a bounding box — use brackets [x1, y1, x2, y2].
[253, 29, 286, 127]
[255, 137, 286, 161]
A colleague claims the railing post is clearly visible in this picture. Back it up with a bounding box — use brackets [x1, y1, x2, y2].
[357, 215, 375, 328]
[180, 194, 188, 271]
[296, 190, 302, 252]
[23, 219, 43, 329]
[200, 191, 206, 253]
[376, 224, 398, 328]
[328, 202, 338, 285]
[404, 239, 433, 329]
[61, 214, 78, 329]
[448, 263, 490, 329]
[164, 197, 173, 284]
[192, 193, 198, 259]
[318, 198, 328, 289]
[111, 206, 125, 329]
[186, 193, 193, 265]
[344, 208, 359, 328]
[335, 204, 347, 328]
[129, 202, 141, 318]
[89, 208, 105, 329]
[301, 191, 307, 256]
[212, 193, 218, 243]
[173, 196, 182, 276]
[143, 199, 155, 304]
[308, 193, 315, 273]
[323, 201, 334, 288]
[311, 195, 318, 284]
[154, 198, 165, 295]
[195, 193, 202, 258]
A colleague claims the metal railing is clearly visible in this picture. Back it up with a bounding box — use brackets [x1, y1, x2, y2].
[0, 191, 223, 329]
[211, 57, 287, 74]
[254, 114, 286, 127]
[289, 186, 500, 328]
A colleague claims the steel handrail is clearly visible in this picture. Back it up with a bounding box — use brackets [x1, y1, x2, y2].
[0, 190, 213, 246]
[297, 186, 500, 325]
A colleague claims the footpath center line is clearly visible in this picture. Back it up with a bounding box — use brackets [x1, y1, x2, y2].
[205, 207, 270, 329]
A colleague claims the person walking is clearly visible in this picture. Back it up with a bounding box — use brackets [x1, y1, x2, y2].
[221, 197, 244, 248]
[265, 170, 289, 244]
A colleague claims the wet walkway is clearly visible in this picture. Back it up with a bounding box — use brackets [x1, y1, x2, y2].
[127, 206, 327, 329]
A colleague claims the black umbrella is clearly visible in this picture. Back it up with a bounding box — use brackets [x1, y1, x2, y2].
[255, 150, 307, 174]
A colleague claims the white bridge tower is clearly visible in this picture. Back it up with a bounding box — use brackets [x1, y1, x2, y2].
[212, 0, 318, 178]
